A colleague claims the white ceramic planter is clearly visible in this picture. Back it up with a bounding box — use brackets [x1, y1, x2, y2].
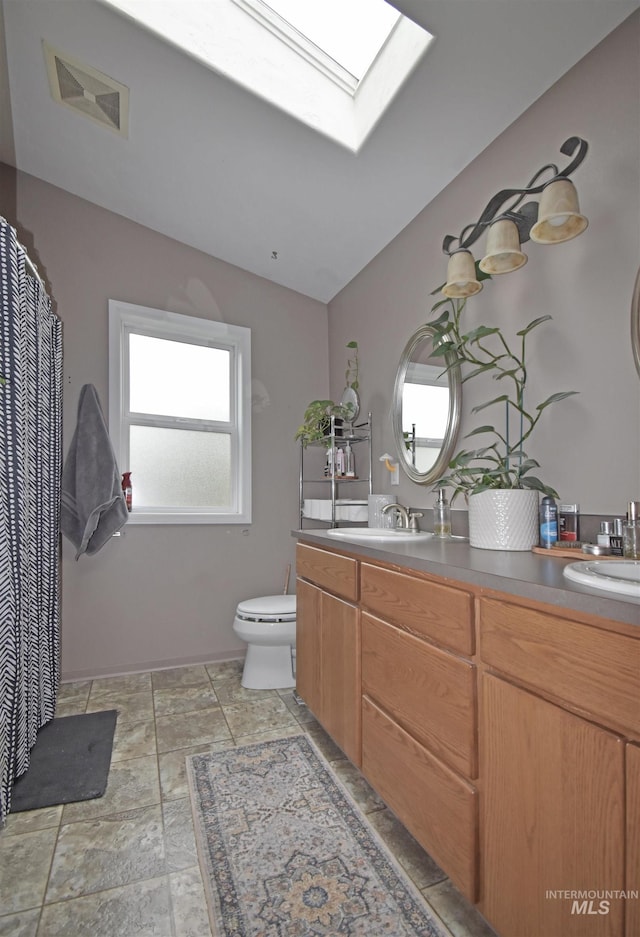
[468, 489, 539, 551]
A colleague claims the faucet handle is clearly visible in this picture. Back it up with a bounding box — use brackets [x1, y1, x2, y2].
[408, 511, 424, 532]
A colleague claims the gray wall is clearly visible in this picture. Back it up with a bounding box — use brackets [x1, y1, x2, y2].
[3, 12, 638, 679]
[328, 13, 640, 520]
[2, 164, 329, 679]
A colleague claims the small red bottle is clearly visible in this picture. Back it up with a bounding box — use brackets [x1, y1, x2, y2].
[121, 472, 132, 512]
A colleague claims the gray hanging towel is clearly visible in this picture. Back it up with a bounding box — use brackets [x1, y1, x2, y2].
[61, 384, 129, 559]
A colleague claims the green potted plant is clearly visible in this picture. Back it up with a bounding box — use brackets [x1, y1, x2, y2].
[295, 341, 360, 446]
[294, 399, 352, 447]
[428, 279, 577, 549]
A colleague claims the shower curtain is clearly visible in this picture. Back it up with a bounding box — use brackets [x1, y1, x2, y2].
[0, 217, 62, 823]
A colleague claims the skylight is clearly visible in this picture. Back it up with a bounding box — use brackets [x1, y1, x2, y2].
[263, 0, 401, 82]
[101, 0, 433, 152]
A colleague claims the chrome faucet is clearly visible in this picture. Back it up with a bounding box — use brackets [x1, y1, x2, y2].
[380, 502, 424, 532]
[381, 502, 410, 528]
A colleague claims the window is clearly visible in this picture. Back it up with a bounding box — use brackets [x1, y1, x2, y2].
[108, 300, 251, 524]
[103, 0, 432, 152]
[241, 0, 401, 88]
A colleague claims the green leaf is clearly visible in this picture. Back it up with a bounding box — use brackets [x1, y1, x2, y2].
[464, 325, 501, 343]
[429, 343, 453, 359]
[346, 340, 358, 348]
[516, 458, 541, 475]
[494, 368, 522, 381]
[464, 425, 498, 438]
[430, 308, 454, 327]
[521, 476, 559, 498]
[462, 363, 498, 382]
[536, 390, 578, 411]
[471, 394, 510, 414]
[516, 315, 552, 337]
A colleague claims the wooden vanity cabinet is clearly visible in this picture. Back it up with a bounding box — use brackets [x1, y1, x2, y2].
[359, 561, 479, 901]
[627, 743, 640, 937]
[479, 597, 639, 937]
[296, 539, 640, 937]
[481, 672, 625, 937]
[295, 544, 361, 765]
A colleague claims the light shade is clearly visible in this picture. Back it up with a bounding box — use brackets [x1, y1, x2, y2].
[479, 219, 528, 275]
[442, 250, 483, 298]
[529, 178, 588, 244]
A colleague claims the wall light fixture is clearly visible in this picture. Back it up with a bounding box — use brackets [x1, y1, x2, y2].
[442, 137, 589, 298]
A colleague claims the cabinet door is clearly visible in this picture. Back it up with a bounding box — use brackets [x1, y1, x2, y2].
[296, 579, 322, 717]
[296, 579, 361, 766]
[320, 591, 361, 766]
[481, 674, 625, 937]
[627, 743, 640, 937]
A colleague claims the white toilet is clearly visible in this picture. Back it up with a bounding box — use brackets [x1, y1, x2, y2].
[232, 594, 297, 689]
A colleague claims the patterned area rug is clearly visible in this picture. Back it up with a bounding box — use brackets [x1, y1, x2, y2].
[187, 734, 446, 936]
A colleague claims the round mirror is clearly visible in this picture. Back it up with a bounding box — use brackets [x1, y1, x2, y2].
[632, 265, 640, 379]
[392, 324, 462, 484]
[340, 385, 360, 422]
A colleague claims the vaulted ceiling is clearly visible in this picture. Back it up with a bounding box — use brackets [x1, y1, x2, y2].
[1, 1, 638, 302]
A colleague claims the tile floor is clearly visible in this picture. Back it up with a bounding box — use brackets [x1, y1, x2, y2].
[0, 661, 497, 937]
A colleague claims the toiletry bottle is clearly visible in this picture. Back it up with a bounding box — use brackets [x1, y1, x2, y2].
[610, 518, 624, 557]
[121, 472, 132, 512]
[539, 495, 558, 548]
[558, 503, 580, 542]
[344, 441, 355, 478]
[433, 490, 452, 538]
[324, 447, 333, 477]
[597, 521, 613, 548]
[335, 446, 344, 476]
[623, 500, 640, 559]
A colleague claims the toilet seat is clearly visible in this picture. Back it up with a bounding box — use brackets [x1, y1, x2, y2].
[236, 595, 296, 623]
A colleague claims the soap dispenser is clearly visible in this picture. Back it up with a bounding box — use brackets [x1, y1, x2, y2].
[623, 500, 640, 559]
[433, 490, 452, 538]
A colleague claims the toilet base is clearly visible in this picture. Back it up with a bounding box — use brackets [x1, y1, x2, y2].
[241, 643, 295, 689]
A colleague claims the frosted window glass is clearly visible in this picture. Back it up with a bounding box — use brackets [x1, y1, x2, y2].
[130, 426, 231, 507]
[129, 334, 230, 421]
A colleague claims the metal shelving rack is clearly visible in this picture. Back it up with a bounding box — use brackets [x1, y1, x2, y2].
[299, 413, 372, 528]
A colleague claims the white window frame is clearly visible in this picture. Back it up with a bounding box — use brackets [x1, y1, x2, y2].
[108, 300, 251, 524]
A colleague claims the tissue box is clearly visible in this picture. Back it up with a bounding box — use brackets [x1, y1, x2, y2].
[303, 499, 368, 522]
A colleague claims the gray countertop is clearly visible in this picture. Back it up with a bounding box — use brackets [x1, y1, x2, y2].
[293, 528, 640, 629]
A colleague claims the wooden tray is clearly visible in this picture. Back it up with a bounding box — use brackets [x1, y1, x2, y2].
[532, 545, 622, 560]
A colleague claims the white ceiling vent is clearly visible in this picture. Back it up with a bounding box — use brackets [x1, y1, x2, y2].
[43, 42, 129, 137]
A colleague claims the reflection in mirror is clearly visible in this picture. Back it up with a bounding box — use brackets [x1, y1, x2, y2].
[402, 361, 450, 474]
[392, 325, 462, 485]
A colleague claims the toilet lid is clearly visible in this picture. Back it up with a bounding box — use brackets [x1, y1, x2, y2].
[236, 594, 296, 622]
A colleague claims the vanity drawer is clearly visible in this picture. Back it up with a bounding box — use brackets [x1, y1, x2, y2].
[362, 695, 478, 902]
[296, 543, 358, 601]
[362, 613, 477, 777]
[479, 597, 640, 736]
[360, 562, 473, 655]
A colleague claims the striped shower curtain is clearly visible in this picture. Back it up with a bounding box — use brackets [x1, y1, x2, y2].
[0, 217, 62, 823]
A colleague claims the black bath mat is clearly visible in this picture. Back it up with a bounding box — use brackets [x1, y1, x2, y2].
[10, 710, 118, 813]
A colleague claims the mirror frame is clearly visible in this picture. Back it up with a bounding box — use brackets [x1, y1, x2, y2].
[392, 324, 462, 485]
[632, 265, 640, 380]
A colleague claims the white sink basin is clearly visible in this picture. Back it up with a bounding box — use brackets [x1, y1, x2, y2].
[563, 560, 640, 598]
[326, 527, 433, 542]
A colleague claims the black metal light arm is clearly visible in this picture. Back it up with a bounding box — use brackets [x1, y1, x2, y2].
[442, 137, 589, 255]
